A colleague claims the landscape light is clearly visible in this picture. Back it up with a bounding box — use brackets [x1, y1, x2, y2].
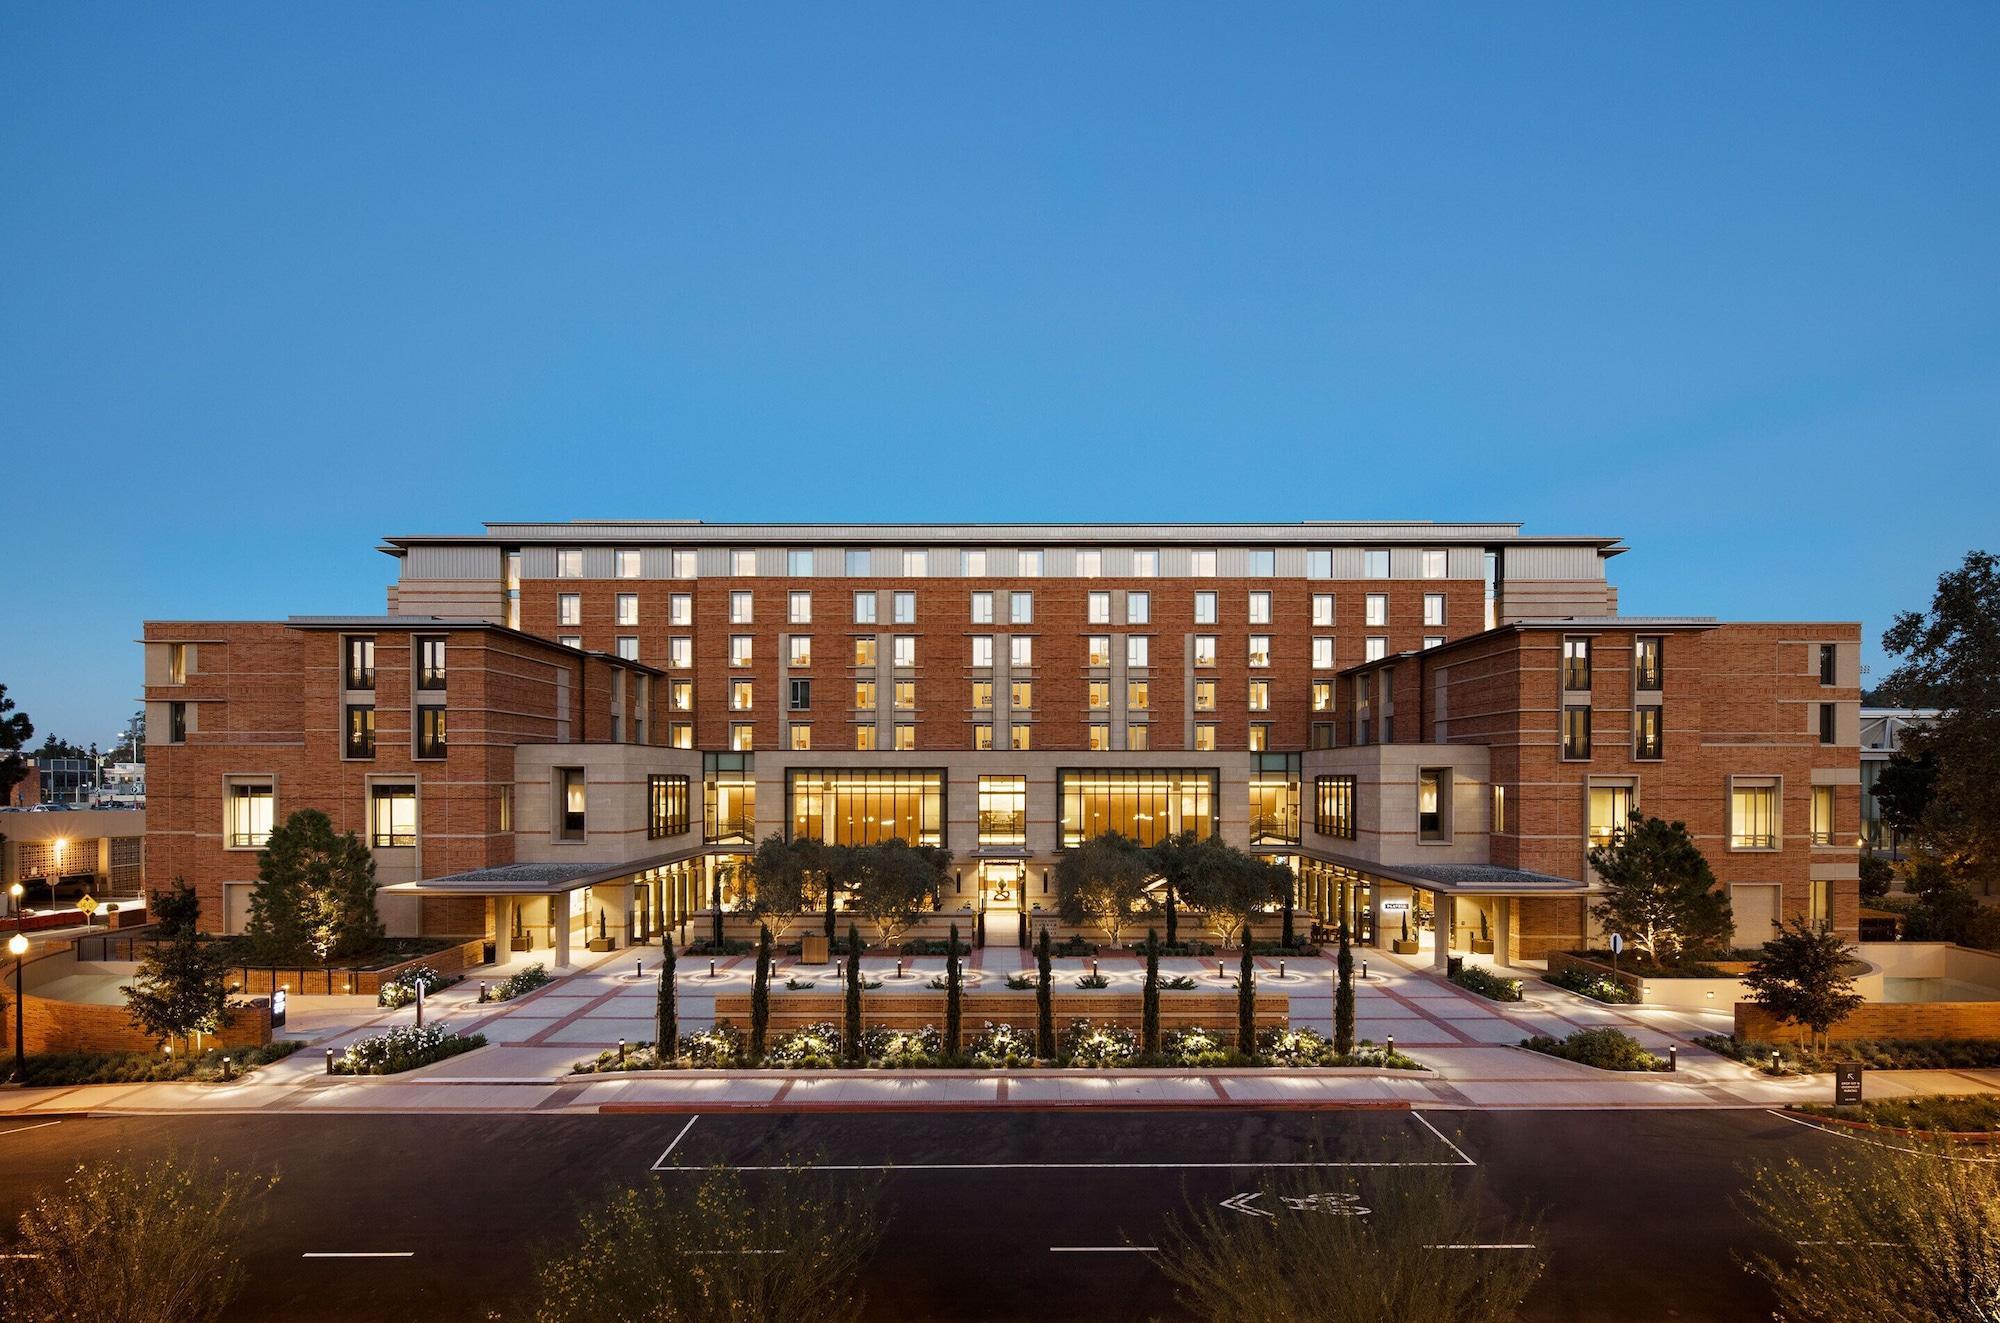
[708, 960, 717, 979]
[1668, 1044, 1678, 1072]
[325, 1049, 335, 1075]
[1278, 960, 1286, 980]
[1386, 1034, 1395, 1055]
[1362, 960, 1369, 979]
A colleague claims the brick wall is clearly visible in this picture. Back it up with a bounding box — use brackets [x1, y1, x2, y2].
[3, 989, 270, 1056]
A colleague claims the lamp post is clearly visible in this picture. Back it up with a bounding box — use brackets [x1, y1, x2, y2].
[8, 931, 27, 1082]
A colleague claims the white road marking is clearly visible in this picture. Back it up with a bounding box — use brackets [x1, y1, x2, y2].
[1051, 1245, 1158, 1253]
[0, 1121, 63, 1139]
[1411, 1111, 1478, 1167]
[648, 1115, 701, 1169]
[301, 1252, 415, 1259]
[1764, 1109, 2000, 1165]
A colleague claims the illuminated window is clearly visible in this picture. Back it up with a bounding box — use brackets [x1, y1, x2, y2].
[730, 681, 753, 711]
[1248, 636, 1270, 668]
[1010, 637, 1034, 667]
[345, 637, 377, 690]
[1011, 680, 1033, 709]
[972, 681, 993, 709]
[1732, 781, 1779, 846]
[1634, 708, 1663, 760]
[1312, 682, 1333, 712]
[1087, 636, 1111, 666]
[1127, 680, 1149, 711]
[1088, 725, 1110, 751]
[855, 724, 877, 750]
[1194, 680, 1216, 711]
[167, 642, 189, 684]
[1088, 681, 1110, 710]
[894, 681, 915, 709]
[790, 724, 812, 750]
[1248, 680, 1269, 711]
[1194, 592, 1217, 624]
[789, 591, 812, 624]
[730, 722, 754, 751]
[345, 705, 375, 758]
[1562, 706, 1592, 759]
[789, 636, 811, 667]
[1194, 636, 1216, 668]
[1010, 724, 1033, 750]
[1060, 768, 1216, 846]
[417, 637, 446, 690]
[670, 680, 692, 710]
[1315, 776, 1355, 839]
[416, 707, 446, 758]
[730, 591, 753, 624]
[1588, 784, 1632, 850]
[1635, 636, 1663, 690]
[730, 636, 752, 667]
[1811, 785, 1836, 846]
[670, 638, 692, 668]
[854, 681, 876, 708]
[226, 782, 274, 849]
[979, 775, 1027, 844]
[1127, 724, 1149, 750]
[1193, 723, 1216, 751]
[974, 723, 993, 749]
[669, 722, 693, 749]
[893, 636, 915, 667]
[854, 637, 876, 666]
[894, 724, 916, 750]
[370, 784, 417, 848]
[1248, 723, 1269, 752]
[1563, 637, 1592, 691]
[1492, 784, 1507, 833]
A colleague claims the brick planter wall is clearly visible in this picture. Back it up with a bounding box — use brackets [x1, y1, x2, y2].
[3, 990, 271, 1057]
[224, 937, 490, 997]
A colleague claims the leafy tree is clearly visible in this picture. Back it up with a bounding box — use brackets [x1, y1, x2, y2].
[527, 1166, 883, 1323]
[843, 923, 863, 1064]
[1035, 925, 1054, 1057]
[1898, 858, 2000, 949]
[1742, 918, 1864, 1053]
[1875, 549, 2000, 884]
[0, 682, 32, 805]
[149, 877, 203, 940]
[746, 835, 828, 944]
[1335, 914, 1356, 1056]
[657, 939, 678, 1061]
[749, 925, 772, 1060]
[1740, 1136, 2000, 1322]
[1180, 844, 1287, 948]
[822, 843, 865, 942]
[1586, 812, 1733, 964]
[0, 1155, 275, 1323]
[1237, 924, 1257, 1056]
[123, 888, 234, 1053]
[944, 923, 963, 1058]
[1150, 831, 1222, 946]
[852, 840, 948, 946]
[1858, 851, 1893, 901]
[247, 809, 382, 963]
[1055, 832, 1154, 945]
[1141, 928, 1161, 1055]
[32, 734, 89, 761]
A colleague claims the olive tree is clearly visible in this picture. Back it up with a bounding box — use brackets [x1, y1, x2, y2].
[1055, 832, 1154, 946]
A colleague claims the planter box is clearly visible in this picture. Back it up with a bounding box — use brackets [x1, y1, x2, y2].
[1390, 940, 1420, 955]
[511, 936, 535, 952]
[586, 938, 616, 953]
[799, 933, 830, 965]
[1470, 939, 1495, 955]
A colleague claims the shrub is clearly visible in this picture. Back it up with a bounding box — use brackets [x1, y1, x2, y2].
[966, 1021, 1038, 1067]
[899, 937, 971, 956]
[685, 937, 754, 956]
[572, 1043, 665, 1074]
[1449, 963, 1523, 1002]
[1061, 1019, 1138, 1067]
[862, 1023, 943, 1067]
[680, 1023, 744, 1068]
[18, 1041, 301, 1087]
[1520, 1027, 1666, 1072]
[927, 974, 951, 990]
[1160, 973, 1198, 991]
[1127, 939, 1216, 957]
[1795, 1093, 2000, 1134]
[765, 1021, 843, 1069]
[495, 963, 552, 1001]
[1163, 1025, 1235, 1067]
[1052, 936, 1096, 958]
[376, 965, 459, 1008]
[1545, 964, 1637, 1003]
[1697, 1034, 2000, 1074]
[333, 1023, 485, 1075]
[1335, 1039, 1425, 1071]
[1257, 1026, 1332, 1066]
[784, 976, 818, 990]
[1003, 973, 1036, 991]
[1073, 972, 1110, 989]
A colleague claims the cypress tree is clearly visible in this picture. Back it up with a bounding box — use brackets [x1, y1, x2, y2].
[710, 865, 725, 949]
[944, 923, 963, 1059]
[1280, 869, 1296, 950]
[1237, 923, 1257, 1058]
[750, 924, 772, 1060]
[1141, 927, 1161, 1057]
[844, 923, 863, 1064]
[657, 937, 678, 1062]
[1334, 917, 1355, 1057]
[1165, 875, 1179, 947]
[1035, 926, 1054, 1058]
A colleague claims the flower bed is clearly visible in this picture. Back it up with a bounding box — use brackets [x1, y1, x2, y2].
[1062, 1019, 1138, 1067]
[1544, 964, 1637, 1004]
[966, 1022, 1036, 1067]
[1696, 1034, 2000, 1076]
[377, 965, 461, 1008]
[1450, 963, 1523, 1002]
[493, 963, 552, 1001]
[1520, 1028, 1668, 1072]
[766, 1021, 844, 1069]
[1792, 1093, 2000, 1135]
[332, 1024, 485, 1075]
[862, 1023, 944, 1067]
[17, 1041, 302, 1087]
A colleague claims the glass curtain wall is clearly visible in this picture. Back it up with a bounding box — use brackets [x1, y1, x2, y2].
[1059, 769, 1217, 846]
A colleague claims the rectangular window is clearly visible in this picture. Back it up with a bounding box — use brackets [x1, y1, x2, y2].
[670, 680, 693, 710]
[1563, 637, 1592, 691]
[730, 636, 752, 667]
[971, 636, 994, 667]
[1589, 784, 1633, 850]
[1423, 593, 1445, 627]
[894, 681, 915, 709]
[1315, 775, 1356, 839]
[893, 591, 915, 623]
[1088, 724, 1110, 751]
[1424, 637, 1444, 650]
[1246, 723, 1269, 752]
[1010, 636, 1034, 667]
[1634, 707, 1663, 760]
[972, 681, 993, 709]
[168, 642, 189, 684]
[1313, 637, 1335, 669]
[1562, 705, 1592, 759]
[669, 638, 692, 669]
[1492, 784, 1508, 834]
[1810, 878, 1830, 925]
[894, 724, 916, 750]
[788, 549, 813, 577]
[962, 549, 987, 577]
[226, 782, 274, 849]
[1731, 781, 1779, 849]
[1011, 680, 1033, 709]
[902, 550, 927, 577]
[730, 722, 754, 751]
[854, 681, 876, 708]
[615, 593, 639, 626]
[788, 636, 811, 667]
[345, 705, 375, 758]
[557, 548, 583, 578]
[854, 636, 876, 666]
[1128, 680, 1150, 711]
[1087, 636, 1111, 667]
[853, 591, 877, 624]
[705, 762, 757, 844]
[892, 636, 915, 667]
[559, 768, 586, 840]
[1193, 723, 1216, 752]
[1312, 594, 1334, 627]
[1811, 785, 1836, 846]
[1194, 680, 1215, 711]
[1088, 591, 1111, 625]
[789, 678, 811, 711]
[1010, 724, 1032, 750]
[616, 636, 639, 661]
[1311, 681, 1333, 711]
[731, 549, 757, 577]
[1059, 768, 1217, 847]
[971, 591, 994, 624]
[416, 707, 446, 758]
[1248, 636, 1270, 668]
[1127, 723, 1150, 750]
[1364, 594, 1387, 627]
[1819, 702, 1837, 745]
[1306, 549, 1332, 580]
[370, 783, 417, 848]
[1635, 636, 1663, 691]
[1819, 644, 1838, 685]
[1127, 636, 1149, 668]
[671, 549, 697, 579]
[1191, 550, 1217, 577]
[1133, 550, 1159, 578]
[788, 768, 947, 844]
[1247, 549, 1276, 578]
[1248, 591, 1272, 625]
[1248, 680, 1269, 711]
[1017, 550, 1043, 578]
[558, 594, 582, 628]
[1365, 637, 1387, 662]
[669, 722, 693, 749]
[1076, 549, 1103, 578]
[345, 636, 376, 690]
[1126, 591, 1150, 625]
[729, 680, 753, 711]
[668, 593, 691, 627]
[789, 591, 812, 624]
[1194, 591, 1217, 624]
[979, 775, 1027, 845]
[1194, 636, 1216, 668]
[790, 723, 812, 750]
[417, 637, 446, 690]
[1364, 549, 1390, 579]
[1009, 591, 1033, 624]
[1088, 680, 1110, 710]
[730, 590, 754, 624]
[1418, 768, 1448, 842]
[974, 723, 993, 749]
[855, 723, 877, 750]
[648, 774, 691, 838]
[845, 549, 871, 577]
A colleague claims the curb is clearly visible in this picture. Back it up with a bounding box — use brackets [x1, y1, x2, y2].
[598, 1098, 1417, 1115]
[1778, 1108, 1999, 1144]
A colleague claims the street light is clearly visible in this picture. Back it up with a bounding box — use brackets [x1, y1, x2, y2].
[8, 931, 27, 1082]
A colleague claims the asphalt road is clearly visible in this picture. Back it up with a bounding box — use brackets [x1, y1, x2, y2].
[0, 1106, 1840, 1321]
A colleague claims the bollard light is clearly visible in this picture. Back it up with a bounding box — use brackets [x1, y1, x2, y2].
[478, 981, 489, 1004]
[618, 1037, 627, 1063]
[896, 957, 905, 979]
[1218, 960, 1225, 979]
[221, 1056, 232, 1080]
[1386, 1034, 1395, 1055]
[636, 960, 643, 981]
[1668, 1044, 1678, 1072]
[1771, 1050, 1782, 1074]
[1279, 960, 1287, 980]
[1091, 959, 1099, 978]
[1362, 960, 1369, 979]
[325, 1048, 336, 1075]
[708, 959, 717, 979]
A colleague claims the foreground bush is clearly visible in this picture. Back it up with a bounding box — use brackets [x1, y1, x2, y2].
[18, 1040, 301, 1087]
[1520, 1028, 1667, 1072]
[1741, 1136, 2000, 1321]
[1450, 963, 1523, 1002]
[860, 1023, 942, 1067]
[765, 1021, 843, 1069]
[333, 1023, 485, 1075]
[527, 1167, 881, 1323]
[0, 1155, 274, 1323]
[1156, 1162, 1542, 1322]
[1544, 964, 1637, 1004]
[377, 965, 459, 1008]
[966, 1021, 1035, 1067]
[1061, 1019, 1138, 1067]
[494, 963, 553, 1001]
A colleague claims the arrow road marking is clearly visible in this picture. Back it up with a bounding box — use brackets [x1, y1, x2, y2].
[1221, 1191, 1273, 1218]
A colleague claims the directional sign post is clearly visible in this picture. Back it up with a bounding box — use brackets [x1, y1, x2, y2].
[1835, 1063, 1863, 1107]
[1609, 931, 1623, 974]
[76, 894, 99, 930]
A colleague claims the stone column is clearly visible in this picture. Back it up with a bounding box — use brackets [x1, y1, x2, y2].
[1433, 892, 1454, 972]
[1496, 897, 1514, 967]
[494, 895, 514, 964]
[554, 893, 572, 969]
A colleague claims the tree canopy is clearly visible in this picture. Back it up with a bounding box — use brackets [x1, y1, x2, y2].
[745, 834, 831, 941]
[1587, 812, 1733, 963]
[246, 809, 382, 963]
[1055, 832, 1154, 945]
[124, 882, 234, 1052]
[1742, 918, 1864, 1052]
[0, 682, 33, 804]
[1178, 843, 1289, 947]
[851, 839, 949, 945]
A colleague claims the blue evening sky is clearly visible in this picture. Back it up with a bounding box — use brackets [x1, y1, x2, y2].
[3, 4, 1995, 745]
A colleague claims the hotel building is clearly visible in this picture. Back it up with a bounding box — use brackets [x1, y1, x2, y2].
[142, 520, 1859, 966]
